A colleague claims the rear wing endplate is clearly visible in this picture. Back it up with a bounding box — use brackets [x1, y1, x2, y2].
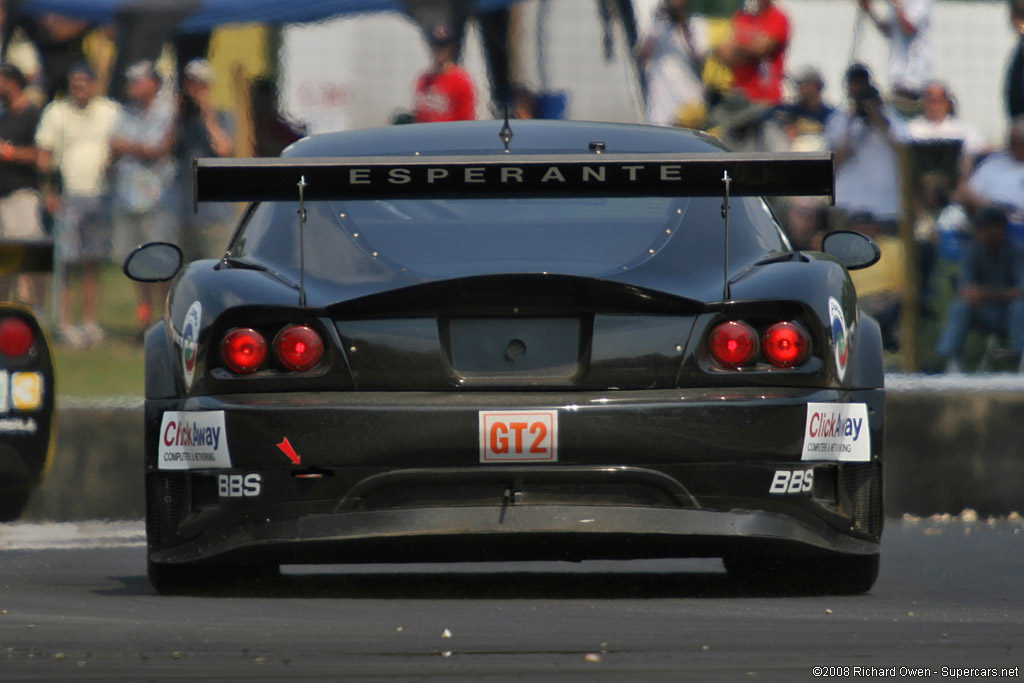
[194, 152, 834, 207]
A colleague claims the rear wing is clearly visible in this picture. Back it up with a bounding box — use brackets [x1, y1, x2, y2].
[194, 152, 834, 206]
[194, 152, 835, 307]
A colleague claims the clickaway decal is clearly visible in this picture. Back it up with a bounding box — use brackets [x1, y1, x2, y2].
[801, 403, 870, 462]
[158, 411, 231, 470]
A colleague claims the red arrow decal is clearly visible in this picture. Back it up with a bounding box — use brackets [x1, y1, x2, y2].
[277, 437, 302, 465]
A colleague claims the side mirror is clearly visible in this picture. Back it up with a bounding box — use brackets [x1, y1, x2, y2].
[822, 230, 881, 271]
[123, 242, 183, 282]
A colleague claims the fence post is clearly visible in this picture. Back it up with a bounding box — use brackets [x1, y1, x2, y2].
[898, 144, 920, 372]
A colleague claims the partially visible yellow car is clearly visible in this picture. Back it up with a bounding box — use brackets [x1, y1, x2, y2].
[0, 242, 55, 522]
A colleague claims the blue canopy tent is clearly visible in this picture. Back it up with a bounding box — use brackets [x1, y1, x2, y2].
[20, 0, 523, 32]
[16, 0, 526, 104]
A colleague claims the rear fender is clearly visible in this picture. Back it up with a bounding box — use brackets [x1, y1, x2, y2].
[145, 321, 178, 399]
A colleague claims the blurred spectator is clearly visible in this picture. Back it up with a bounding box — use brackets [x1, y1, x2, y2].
[19, 12, 91, 101]
[413, 23, 476, 123]
[36, 63, 120, 347]
[176, 58, 235, 262]
[959, 116, 1024, 228]
[771, 66, 834, 149]
[847, 211, 908, 350]
[716, 0, 790, 106]
[0, 62, 43, 304]
[857, 0, 932, 100]
[0, 1, 42, 99]
[250, 77, 304, 157]
[510, 84, 537, 120]
[936, 207, 1024, 372]
[1006, 0, 1024, 119]
[109, 59, 177, 334]
[635, 0, 709, 128]
[908, 81, 988, 174]
[0, 63, 42, 240]
[825, 64, 911, 225]
[784, 196, 827, 251]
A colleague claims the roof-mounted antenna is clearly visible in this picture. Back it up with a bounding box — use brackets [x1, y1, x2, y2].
[297, 175, 308, 308]
[499, 105, 513, 153]
[721, 170, 732, 302]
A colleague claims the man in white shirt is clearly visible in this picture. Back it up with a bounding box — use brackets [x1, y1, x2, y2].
[825, 64, 911, 225]
[960, 116, 1024, 230]
[857, 0, 932, 99]
[636, 0, 709, 127]
[36, 63, 121, 347]
[909, 82, 987, 162]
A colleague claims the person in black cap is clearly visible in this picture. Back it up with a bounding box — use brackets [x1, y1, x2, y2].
[936, 206, 1024, 372]
[412, 23, 476, 123]
[109, 59, 178, 336]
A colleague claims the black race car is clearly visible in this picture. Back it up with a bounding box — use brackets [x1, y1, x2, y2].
[0, 242, 56, 522]
[125, 119, 884, 594]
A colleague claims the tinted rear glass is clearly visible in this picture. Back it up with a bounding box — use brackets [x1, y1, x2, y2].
[232, 195, 786, 286]
[329, 197, 686, 278]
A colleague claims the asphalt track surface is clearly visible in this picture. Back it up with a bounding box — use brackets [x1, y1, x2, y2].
[1, 517, 1022, 682]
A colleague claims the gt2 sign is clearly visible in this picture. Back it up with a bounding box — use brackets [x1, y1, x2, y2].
[479, 410, 558, 463]
[770, 469, 814, 495]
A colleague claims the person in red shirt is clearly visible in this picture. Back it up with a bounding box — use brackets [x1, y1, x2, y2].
[719, 0, 790, 105]
[413, 23, 476, 123]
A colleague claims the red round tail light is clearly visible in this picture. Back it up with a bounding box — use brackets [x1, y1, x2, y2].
[709, 321, 758, 368]
[221, 328, 267, 374]
[0, 317, 35, 357]
[275, 325, 323, 372]
[763, 321, 809, 367]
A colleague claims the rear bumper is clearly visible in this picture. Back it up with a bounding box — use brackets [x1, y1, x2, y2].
[145, 387, 884, 565]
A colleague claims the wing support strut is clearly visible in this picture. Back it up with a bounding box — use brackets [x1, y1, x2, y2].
[297, 175, 308, 308]
[722, 170, 731, 302]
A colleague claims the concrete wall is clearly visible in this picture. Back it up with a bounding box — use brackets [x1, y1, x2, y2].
[20, 391, 1024, 522]
[24, 406, 146, 522]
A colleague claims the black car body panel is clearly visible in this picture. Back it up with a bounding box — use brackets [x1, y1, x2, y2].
[137, 120, 884, 593]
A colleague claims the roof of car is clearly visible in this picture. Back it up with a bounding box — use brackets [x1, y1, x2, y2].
[284, 119, 729, 158]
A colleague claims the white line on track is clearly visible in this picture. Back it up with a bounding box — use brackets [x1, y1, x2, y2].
[0, 521, 145, 550]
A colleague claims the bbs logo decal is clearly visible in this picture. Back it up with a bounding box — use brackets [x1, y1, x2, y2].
[181, 301, 202, 389]
[770, 469, 814, 495]
[829, 297, 848, 381]
[218, 473, 262, 497]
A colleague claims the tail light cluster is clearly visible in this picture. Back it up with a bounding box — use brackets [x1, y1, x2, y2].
[708, 320, 810, 370]
[0, 316, 36, 358]
[221, 325, 324, 375]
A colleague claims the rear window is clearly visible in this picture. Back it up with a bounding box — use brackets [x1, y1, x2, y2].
[330, 197, 686, 278]
[231, 194, 786, 283]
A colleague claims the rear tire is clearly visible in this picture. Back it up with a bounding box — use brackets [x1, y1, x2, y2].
[724, 553, 879, 595]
